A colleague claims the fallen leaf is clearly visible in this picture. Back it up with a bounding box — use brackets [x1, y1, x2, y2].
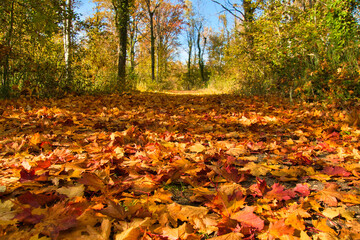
[230, 206, 264, 230]
[189, 143, 206, 153]
[208, 232, 244, 240]
[56, 184, 85, 198]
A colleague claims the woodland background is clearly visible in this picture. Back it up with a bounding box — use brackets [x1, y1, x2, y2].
[1, 0, 360, 101]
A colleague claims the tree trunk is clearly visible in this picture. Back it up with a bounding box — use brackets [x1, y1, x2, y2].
[129, 20, 137, 76]
[145, 0, 160, 82]
[113, 0, 130, 89]
[197, 29, 206, 84]
[63, 0, 72, 86]
[187, 33, 193, 89]
[149, 10, 156, 82]
[1, 0, 14, 98]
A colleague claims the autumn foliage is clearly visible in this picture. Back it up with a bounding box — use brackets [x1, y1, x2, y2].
[1, 93, 360, 239]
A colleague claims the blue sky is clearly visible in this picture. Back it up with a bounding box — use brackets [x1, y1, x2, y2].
[77, 0, 230, 61]
[78, 0, 226, 29]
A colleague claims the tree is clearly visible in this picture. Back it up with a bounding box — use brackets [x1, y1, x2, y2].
[0, 0, 14, 98]
[128, 0, 143, 76]
[0, 0, 64, 98]
[196, 21, 207, 84]
[183, 0, 196, 89]
[210, 0, 262, 48]
[144, 0, 161, 82]
[155, 0, 183, 82]
[112, 0, 131, 89]
[63, 0, 73, 86]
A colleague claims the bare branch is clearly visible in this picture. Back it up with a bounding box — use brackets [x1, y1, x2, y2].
[210, 0, 244, 20]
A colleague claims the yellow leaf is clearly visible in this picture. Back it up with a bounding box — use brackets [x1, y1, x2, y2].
[56, 184, 85, 198]
[226, 146, 246, 156]
[189, 143, 206, 153]
[30, 133, 42, 145]
[115, 227, 141, 240]
[162, 223, 194, 240]
[208, 232, 244, 240]
[322, 208, 340, 219]
[0, 200, 17, 226]
[242, 162, 270, 177]
[312, 218, 337, 236]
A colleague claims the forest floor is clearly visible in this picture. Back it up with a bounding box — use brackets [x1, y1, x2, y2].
[0, 92, 360, 240]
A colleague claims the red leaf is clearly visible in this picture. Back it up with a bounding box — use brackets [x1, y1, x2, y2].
[18, 191, 61, 208]
[250, 178, 270, 197]
[265, 183, 295, 201]
[322, 166, 351, 177]
[20, 169, 38, 182]
[15, 208, 44, 225]
[35, 160, 51, 170]
[293, 183, 310, 197]
[231, 206, 264, 231]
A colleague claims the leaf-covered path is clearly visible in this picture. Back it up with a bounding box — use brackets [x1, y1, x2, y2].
[1, 93, 360, 239]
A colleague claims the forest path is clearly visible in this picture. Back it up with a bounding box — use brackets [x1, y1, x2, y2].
[0, 93, 359, 239]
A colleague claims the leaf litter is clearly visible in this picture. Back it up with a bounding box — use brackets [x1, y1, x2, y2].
[0, 93, 360, 239]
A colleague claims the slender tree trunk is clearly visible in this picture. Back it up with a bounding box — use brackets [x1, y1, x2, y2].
[2, 1, 14, 98]
[129, 20, 137, 76]
[63, 0, 72, 87]
[149, 10, 156, 82]
[113, 0, 130, 89]
[197, 30, 206, 84]
[145, 0, 160, 82]
[187, 38, 192, 89]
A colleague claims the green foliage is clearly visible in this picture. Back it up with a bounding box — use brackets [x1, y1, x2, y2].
[210, 0, 360, 100]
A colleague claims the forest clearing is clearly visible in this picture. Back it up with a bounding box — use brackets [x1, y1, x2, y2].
[1, 92, 360, 239]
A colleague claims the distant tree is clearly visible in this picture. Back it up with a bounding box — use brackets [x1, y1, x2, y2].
[143, 0, 161, 82]
[184, 0, 196, 89]
[196, 21, 207, 84]
[155, 0, 183, 82]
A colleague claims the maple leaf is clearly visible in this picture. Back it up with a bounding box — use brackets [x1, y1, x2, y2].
[19, 169, 38, 182]
[268, 219, 295, 238]
[37, 201, 86, 239]
[15, 208, 44, 225]
[293, 183, 310, 197]
[230, 206, 264, 231]
[208, 232, 244, 240]
[115, 218, 154, 240]
[242, 162, 271, 177]
[189, 143, 206, 153]
[100, 199, 127, 220]
[56, 184, 85, 198]
[209, 163, 246, 183]
[0, 200, 17, 226]
[78, 172, 105, 192]
[249, 178, 270, 197]
[265, 183, 295, 201]
[312, 218, 337, 236]
[322, 166, 351, 177]
[167, 202, 209, 223]
[17, 191, 60, 208]
[314, 183, 343, 207]
[161, 222, 195, 240]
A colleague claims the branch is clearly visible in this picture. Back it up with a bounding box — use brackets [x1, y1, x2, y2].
[210, 0, 244, 20]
